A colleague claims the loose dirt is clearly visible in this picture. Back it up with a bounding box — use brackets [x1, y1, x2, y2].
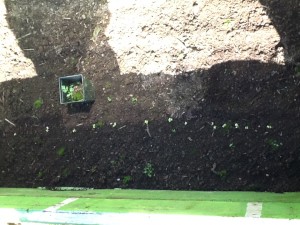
[0, 0, 299, 191]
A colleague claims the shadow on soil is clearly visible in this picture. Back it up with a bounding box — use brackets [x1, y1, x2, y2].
[0, 0, 299, 191]
[260, 0, 300, 62]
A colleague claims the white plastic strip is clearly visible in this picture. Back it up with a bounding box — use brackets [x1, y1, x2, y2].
[44, 198, 78, 212]
[18, 212, 300, 225]
[1, 210, 300, 225]
[245, 202, 263, 218]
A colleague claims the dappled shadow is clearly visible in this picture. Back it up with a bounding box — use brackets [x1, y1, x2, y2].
[0, 0, 300, 191]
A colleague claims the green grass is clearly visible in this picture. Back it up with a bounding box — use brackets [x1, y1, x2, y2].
[1, 189, 300, 202]
[0, 196, 66, 210]
[0, 188, 300, 218]
[262, 202, 300, 219]
[60, 198, 245, 216]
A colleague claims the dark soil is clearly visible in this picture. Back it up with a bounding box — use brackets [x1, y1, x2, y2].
[0, 0, 300, 192]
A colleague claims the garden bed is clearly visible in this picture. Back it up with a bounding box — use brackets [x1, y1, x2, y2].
[0, 0, 299, 191]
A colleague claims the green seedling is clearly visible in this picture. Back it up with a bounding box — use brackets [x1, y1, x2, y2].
[144, 120, 149, 125]
[61, 82, 83, 102]
[123, 175, 132, 185]
[222, 121, 232, 130]
[217, 170, 227, 179]
[221, 121, 233, 133]
[224, 19, 232, 25]
[143, 163, 154, 178]
[92, 120, 105, 129]
[104, 82, 112, 89]
[131, 97, 138, 104]
[107, 96, 112, 102]
[168, 117, 173, 123]
[90, 166, 97, 173]
[57, 147, 65, 157]
[266, 138, 282, 150]
[223, 18, 234, 28]
[37, 171, 43, 179]
[33, 98, 43, 109]
[266, 124, 273, 129]
[92, 25, 101, 42]
[172, 128, 176, 133]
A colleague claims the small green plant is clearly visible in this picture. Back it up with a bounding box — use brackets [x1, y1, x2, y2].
[57, 147, 65, 157]
[223, 19, 234, 30]
[266, 124, 273, 129]
[229, 143, 235, 149]
[37, 171, 43, 179]
[92, 25, 101, 42]
[131, 97, 138, 104]
[61, 82, 83, 102]
[92, 120, 105, 129]
[168, 117, 173, 123]
[221, 121, 232, 133]
[107, 96, 112, 102]
[143, 163, 154, 178]
[217, 170, 227, 179]
[171, 128, 176, 133]
[104, 81, 112, 89]
[266, 138, 281, 150]
[90, 166, 97, 173]
[33, 98, 43, 109]
[123, 175, 132, 185]
[223, 18, 232, 25]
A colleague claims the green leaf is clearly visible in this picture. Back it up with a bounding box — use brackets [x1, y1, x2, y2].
[33, 98, 43, 109]
[61, 85, 68, 93]
[92, 26, 101, 42]
[69, 86, 74, 93]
